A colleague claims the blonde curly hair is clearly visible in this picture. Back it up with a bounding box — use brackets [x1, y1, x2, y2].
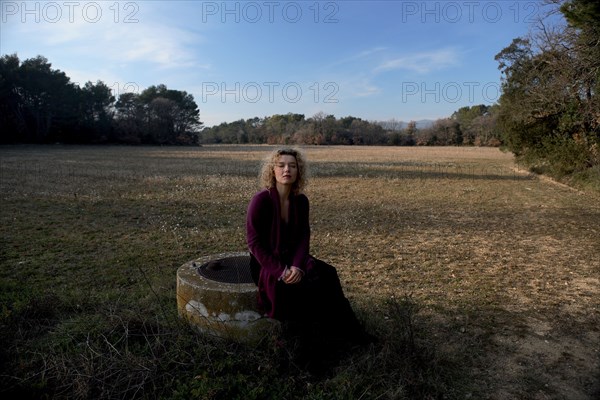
[259, 148, 307, 195]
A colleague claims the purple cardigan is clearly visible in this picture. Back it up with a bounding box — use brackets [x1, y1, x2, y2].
[246, 187, 314, 318]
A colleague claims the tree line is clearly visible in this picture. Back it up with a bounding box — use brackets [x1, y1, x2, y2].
[0, 54, 202, 145]
[495, 0, 599, 181]
[0, 52, 500, 148]
[199, 106, 502, 147]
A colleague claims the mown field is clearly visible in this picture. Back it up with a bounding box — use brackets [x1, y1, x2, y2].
[1, 145, 599, 399]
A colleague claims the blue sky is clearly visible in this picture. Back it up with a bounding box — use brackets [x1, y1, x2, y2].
[1, 1, 551, 127]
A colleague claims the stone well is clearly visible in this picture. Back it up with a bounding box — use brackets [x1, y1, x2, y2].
[176, 252, 277, 342]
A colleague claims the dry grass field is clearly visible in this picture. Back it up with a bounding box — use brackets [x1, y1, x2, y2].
[1, 145, 599, 399]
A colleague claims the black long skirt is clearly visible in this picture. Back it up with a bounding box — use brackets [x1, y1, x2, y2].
[275, 258, 365, 342]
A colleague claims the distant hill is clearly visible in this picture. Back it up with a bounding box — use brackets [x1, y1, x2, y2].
[413, 119, 435, 129]
[374, 119, 436, 130]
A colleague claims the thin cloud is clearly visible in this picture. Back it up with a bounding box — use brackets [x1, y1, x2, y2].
[10, 15, 207, 71]
[327, 46, 387, 69]
[348, 46, 388, 61]
[374, 48, 461, 74]
[348, 79, 381, 97]
[115, 25, 207, 70]
[319, 47, 387, 99]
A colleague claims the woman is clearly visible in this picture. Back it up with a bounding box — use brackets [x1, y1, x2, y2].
[246, 148, 368, 346]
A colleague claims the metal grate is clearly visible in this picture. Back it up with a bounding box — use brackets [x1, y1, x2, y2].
[196, 255, 253, 284]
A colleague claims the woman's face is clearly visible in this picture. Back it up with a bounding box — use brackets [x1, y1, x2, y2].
[274, 154, 298, 186]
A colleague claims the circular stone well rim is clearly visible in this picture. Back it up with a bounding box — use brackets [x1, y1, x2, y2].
[176, 251, 277, 342]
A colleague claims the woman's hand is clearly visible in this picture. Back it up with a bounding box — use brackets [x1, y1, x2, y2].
[283, 266, 303, 284]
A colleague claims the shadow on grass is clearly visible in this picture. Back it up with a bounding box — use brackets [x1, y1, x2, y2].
[0, 290, 477, 400]
[0, 157, 533, 191]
